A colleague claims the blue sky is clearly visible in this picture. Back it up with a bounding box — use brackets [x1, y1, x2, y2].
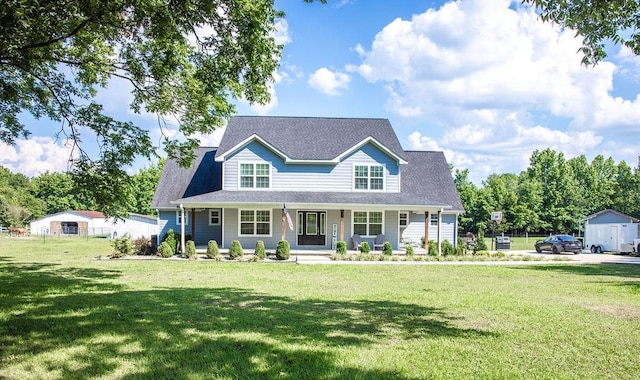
[2, 0, 639, 184]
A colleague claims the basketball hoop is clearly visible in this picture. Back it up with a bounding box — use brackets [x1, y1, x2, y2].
[491, 211, 503, 224]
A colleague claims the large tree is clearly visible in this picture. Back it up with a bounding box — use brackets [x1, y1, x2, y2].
[524, 0, 640, 64]
[1, 0, 320, 216]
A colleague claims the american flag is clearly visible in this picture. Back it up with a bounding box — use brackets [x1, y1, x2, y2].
[283, 204, 294, 231]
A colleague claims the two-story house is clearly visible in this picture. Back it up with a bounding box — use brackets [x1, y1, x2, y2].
[151, 116, 464, 253]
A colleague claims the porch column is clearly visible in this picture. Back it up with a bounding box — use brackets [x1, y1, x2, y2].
[180, 204, 185, 254]
[340, 210, 344, 242]
[424, 211, 429, 253]
[191, 208, 196, 242]
[437, 209, 442, 256]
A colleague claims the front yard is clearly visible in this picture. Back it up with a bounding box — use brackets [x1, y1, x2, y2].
[1, 237, 639, 379]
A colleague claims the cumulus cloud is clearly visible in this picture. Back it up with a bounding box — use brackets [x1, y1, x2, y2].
[308, 67, 351, 95]
[0, 137, 75, 177]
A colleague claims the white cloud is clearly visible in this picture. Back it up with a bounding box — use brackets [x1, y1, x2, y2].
[0, 137, 75, 177]
[273, 19, 291, 45]
[308, 67, 351, 96]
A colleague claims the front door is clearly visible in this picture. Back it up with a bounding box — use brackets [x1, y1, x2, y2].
[297, 211, 326, 246]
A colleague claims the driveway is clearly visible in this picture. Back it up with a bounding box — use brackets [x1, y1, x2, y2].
[511, 250, 640, 265]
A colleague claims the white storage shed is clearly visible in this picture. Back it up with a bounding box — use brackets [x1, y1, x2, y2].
[30, 211, 157, 239]
[583, 209, 639, 253]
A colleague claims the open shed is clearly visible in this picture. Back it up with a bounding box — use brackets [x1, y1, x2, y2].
[583, 209, 639, 253]
[30, 210, 157, 239]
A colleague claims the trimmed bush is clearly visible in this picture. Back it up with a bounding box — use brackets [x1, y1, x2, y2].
[360, 241, 371, 254]
[185, 240, 197, 259]
[111, 234, 133, 258]
[158, 241, 174, 258]
[162, 229, 178, 254]
[133, 237, 152, 255]
[206, 240, 220, 259]
[336, 241, 347, 255]
[229, 240, 243, 259]
[254, 240, 266, 260]
[405, 244, 415, 257]
[275, 240, 290, 260]
[382, 241, 393, 256]
[428, 240, 438, 256]
[442, 240, 454, 256]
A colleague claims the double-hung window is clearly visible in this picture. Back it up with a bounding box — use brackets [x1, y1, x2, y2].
[176, 211, 189, 225]
[239, 210, 271, 236]
[353, 211, 383, 236]
[209, 210, 221, 225]
[354, 165, 384, 190]
[240, 163, 270, 189]
[430, 214, 439, 226]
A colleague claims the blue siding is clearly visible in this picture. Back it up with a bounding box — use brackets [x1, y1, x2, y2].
[158, 209, 221, 247]
[222, 140, 401, 192]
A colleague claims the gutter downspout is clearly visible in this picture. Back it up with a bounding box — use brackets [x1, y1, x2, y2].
[180, 204, 186, 255]
[437, 208, 443, 256]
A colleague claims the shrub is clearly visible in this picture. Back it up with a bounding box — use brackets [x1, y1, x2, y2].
[360, 241, 371, 254]
[420, 236, 426, 249]
[254, 240, 266, 260]
[185, 240, 197, 259]
[405, 244, 415, 257]
[275, 240, 290, 260]
[111, 234, 133, 258]
[382, 241, 393, 256]
[158, 241, 174, 258]
[229, 240, 244, 259]
[162, 229, 178, 254]
[336, 241, 347, 255]
[442, 240, 454, 256]
[133, 237, 152, 255]
[476, 230, 488, 251]
[206, 240, 220, 259]
[427, 240, 438, 256]
[456, 237, 466, 255]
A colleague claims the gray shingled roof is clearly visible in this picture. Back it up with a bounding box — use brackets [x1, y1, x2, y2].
[151, 148, 222, 208]
[215, 116, 406, 162]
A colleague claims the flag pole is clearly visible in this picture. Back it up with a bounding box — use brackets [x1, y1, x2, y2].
[281, 207, 286, 241]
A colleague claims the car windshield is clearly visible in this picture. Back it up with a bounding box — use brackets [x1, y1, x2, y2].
[557, 235, 577, 241]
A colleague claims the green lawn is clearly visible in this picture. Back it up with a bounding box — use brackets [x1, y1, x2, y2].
[1, 237, 639, 379]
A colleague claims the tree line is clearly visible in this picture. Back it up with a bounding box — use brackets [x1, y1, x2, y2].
[0, 159, 163, 227]
[455, 148, 640, 236]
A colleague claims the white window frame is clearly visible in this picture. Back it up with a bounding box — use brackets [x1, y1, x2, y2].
[209, 209, 221, 226]
[352, 210, 384, 237]
[239, 162, 271, 190]
[176, 211, 189, 225]
[430, 213, 438, 226]
[353, 164, 385, 191]
[238, 209, 272, 237]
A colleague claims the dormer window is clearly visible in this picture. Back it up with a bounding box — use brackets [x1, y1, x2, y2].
[240, 162, 270, 189]
[354, 164, 384, 190]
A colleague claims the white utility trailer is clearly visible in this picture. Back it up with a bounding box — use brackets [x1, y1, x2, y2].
[584, 223, 638, 253]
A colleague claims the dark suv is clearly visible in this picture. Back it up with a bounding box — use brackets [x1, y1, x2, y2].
[535, 235, 582, 254]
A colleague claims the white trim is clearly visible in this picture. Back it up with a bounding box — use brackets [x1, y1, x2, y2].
[208, 209, 221, 226]
[238, 161, 272, 190]
[176, 210, 189, 225]
[216, 134, 408, 165]
[351, 210, 385, 238]
[238, 208, 273, 237]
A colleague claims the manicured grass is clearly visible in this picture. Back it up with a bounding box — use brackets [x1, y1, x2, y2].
[1, 237, 639, 379]
[481, 235, 550, 250]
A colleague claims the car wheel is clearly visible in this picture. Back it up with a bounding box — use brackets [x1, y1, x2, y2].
[535, 246, 541, 253]
[552, 246, 559, 254]
[637, 243, 640, 255]
[590, 246, 597, 254]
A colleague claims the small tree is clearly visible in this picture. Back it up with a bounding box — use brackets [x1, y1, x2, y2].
[162, 229, 178, 255]
[111, 234, 133, 258]
[185, 240, 197, 260]
[254, 240, 266, 260]
[158, 241, 174, 258]
[229, 240, 243, 259]
[275, 240, 290, 260]
[206, 240, 220, 259]
[382, 241, 393, 256]
[360, 241, 371, 254]
[476, 230, 488, 252]
[335, 241, 347, 255]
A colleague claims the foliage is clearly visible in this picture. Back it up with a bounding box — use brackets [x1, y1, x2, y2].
[275, 240, 290, 260]
[111, 234, 133, 258]
[441, 240, 454, 256]
[456, 238, 466, 255]
[382, 241, 393, 256]
[157, 241, 173, 258]
[335, 241, 347, 255]
[133, 236, 152, 255]
[360, 241, 371, 254]
[162, 229, 177, 256]
[0, 0, 292, 217]
[229, 240, 243, 259]
[523, 0, 640, 65]
[254, 240, 266, 260]
[405, 244, 415, 257]
[426, 240, 438, 256]
[206, 240, 220, 259]
[184, 240, 197, 260]
[476, 230, 488, 251]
